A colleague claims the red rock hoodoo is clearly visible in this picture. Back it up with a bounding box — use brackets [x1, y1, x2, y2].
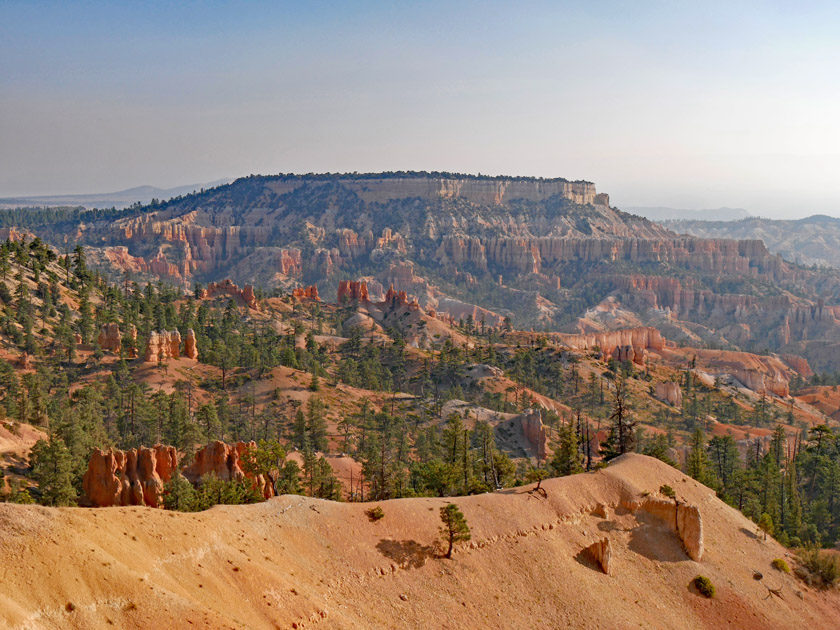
[337, 280, 369, 303]
[82, 445, 178, 508]
[182, 441, 274, 499]
[291, 285, 320, 301]
[82, 442, 274, 507]
[143, 330, 183, 363]
[184, 328, 199, 360]
[96, 323, 122, 354]
[519, 409, 548, 461]
[202, 279, 258, 309]
[654, 382, 683, 407]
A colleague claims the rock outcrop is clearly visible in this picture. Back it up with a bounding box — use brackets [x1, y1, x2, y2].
[82, 445, 178, 508]
[182, 441, 274, 499]
[519, 409, 548, 461]
[82, 441, 274, 507]
[183, 328, 199, 360]
[623, 497, 704, 562]
[689, 349, 793, 397]
[584, 537, 612, 575]
[781, 354, 813, 379]
[96, 323, 122, 354]
[554, 327, 666, 359]
[337, 280, 369, 303]
[201, 279, 258, 309]
[654, 382, 683, 407]
[291, 285, 320, 301]
[143, 330, 182, 363]
[612, 344, 644, 366]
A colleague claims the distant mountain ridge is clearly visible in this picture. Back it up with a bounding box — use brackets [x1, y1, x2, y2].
[665, 214, 840, 269]
[625, 206, 751, 221]
[0, 178, 232, 209]
[5, 170, 840, 370]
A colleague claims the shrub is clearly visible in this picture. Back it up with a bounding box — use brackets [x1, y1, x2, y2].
[660, 484, 675, 499]
[366, 506, 385, 522]
[771, 558, 790, 574]
[797, 546, 840, 588]
[693, 575, 715, 598]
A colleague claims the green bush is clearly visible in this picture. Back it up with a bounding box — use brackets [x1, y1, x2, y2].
[693, 575, 715, 598]
[771, 558, 790, 574]
[797, 546, 840, 588]
[366, 506, 385, 522]
[660, 484, 676, 499]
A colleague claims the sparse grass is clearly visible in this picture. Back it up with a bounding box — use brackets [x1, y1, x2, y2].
[693, 575, 715, 598]
[366, 506, 385, 522]
[796, 547, 840, 588]
[771, 558, 790, 574]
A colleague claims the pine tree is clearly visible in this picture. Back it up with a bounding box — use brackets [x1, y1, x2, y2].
[29, 436, 76, 506]
[439, 503, 471, 558]
[604, 377, 636, 459]
[686, 427, 711, 486]
[550, 422, 583, 476]
[785, 459, 802, 542]
[707, 434, 740, 499]
[196, 402, 222, 441]
[306, 397, 329, 452]
[163, 472, 197, 511]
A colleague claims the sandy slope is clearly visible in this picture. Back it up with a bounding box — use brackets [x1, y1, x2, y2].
[1, 454, 838, 630]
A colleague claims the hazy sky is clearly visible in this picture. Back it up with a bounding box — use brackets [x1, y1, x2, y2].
[2, 1, 840, 218]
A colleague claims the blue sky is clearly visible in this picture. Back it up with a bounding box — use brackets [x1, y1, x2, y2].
[2, 1, 840, 217]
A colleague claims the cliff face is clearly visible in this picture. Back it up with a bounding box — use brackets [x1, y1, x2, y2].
[264, 176, 599, 206]
[17, 172, 840, 369]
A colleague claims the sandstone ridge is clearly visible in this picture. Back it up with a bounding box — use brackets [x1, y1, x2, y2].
[4, 454, 835, 629]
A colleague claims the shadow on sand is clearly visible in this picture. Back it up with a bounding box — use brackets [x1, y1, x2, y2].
[376, 539, 436, 569]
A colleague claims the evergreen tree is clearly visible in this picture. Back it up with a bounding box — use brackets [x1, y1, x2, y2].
[550, 422, 583, 476]
[439, 503, 471, 558]
[29, 436, 76, 506]
[686, 427, 711, 486]
[604, 377, 636, 459]
[163, 472, 197, 511]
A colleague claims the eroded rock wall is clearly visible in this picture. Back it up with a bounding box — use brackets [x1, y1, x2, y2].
[82, 445, 178, 508]
[623, 497, 704, 562]
[82, 442, 273, 507]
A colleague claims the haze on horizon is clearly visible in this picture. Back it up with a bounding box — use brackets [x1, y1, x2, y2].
[2, 1, 839, 219]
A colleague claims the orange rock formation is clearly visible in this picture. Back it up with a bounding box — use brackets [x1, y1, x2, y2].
[201, 279, 258, 309]
[96, 322, 122, 354]
[182, 440, 274, 499]
[338, 280, 369, 303]
[143, 330, 182, 362]
[82, 441, 274, 507]
[82, 445, 178, 508]
[584, 537, 612, 575]
[519, 409, 548, 461]
[291, 285, 320, 301]
[184, 328, 199, 360]
[654, 382, 683, 407]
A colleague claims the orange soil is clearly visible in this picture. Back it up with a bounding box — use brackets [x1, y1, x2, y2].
[1, 455, 838, 629]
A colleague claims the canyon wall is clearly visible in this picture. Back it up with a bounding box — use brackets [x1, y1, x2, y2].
[264, 176, 599, 206]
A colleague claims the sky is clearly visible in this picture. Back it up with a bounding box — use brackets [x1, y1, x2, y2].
[1, 1, 840, 218]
